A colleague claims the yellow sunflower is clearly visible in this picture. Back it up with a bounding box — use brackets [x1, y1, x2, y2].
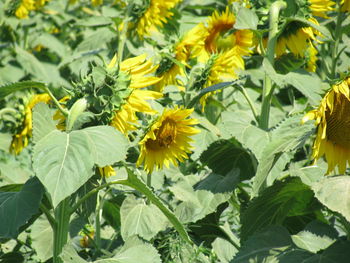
[15, 0, 49, 19]
[341, 0, 350, 11]
[199, 49, 244, 109]
[155, 24, 208, 92]
[302, 77, 350, 174]
[10, 93, 51, 154]
[306, 43, 318, 72]
[137, 107, 199, 173]
[136, 0, 182, 38]
[195, 7, 254, 62]
[308, 0, 335, 18]
[98, 165, 116, 178]
[108, 54, 163, 135]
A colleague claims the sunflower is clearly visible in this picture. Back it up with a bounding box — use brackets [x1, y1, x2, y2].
[195, 7, 254, 62]
[15, 0, 49, 19]
[302, 77, 350, 174]
[155, 24, 208, 92]
[341, 0, 350, 12]
[308, 0, 335, 18]
[199, 49, 244, 109]
[98, 165, 116, 178]
[136, 0, 182, 38]
[10, 93, 51, 154]
[108, 54, 163, 135]
[137, 107, 199, 173]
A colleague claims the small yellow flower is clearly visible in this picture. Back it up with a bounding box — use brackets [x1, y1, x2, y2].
[109, 54, 162, 135]
[15, 0, 49, 19]
[91, 0, 103, 6]
[10, 94, 51, 154]
[308, 0, 335, 18]
[303, 77, 350, 174]
[136, 0, 182, 38]
[98, 165, 116, 178]
[137, 107, 199, 173]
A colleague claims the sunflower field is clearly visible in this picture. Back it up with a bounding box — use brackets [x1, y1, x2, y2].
[2, 0, 350, 262]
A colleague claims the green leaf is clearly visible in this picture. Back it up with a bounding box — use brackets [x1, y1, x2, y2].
[60, 243, 88, 263]
[122, 168, 192, 244]
[195, 168, 240, 193]
[15, 46, 49, 80]
[241, 177, 316, 240]
[33, 126, 128, 207]
[263, 59, 322, 105]
[32, 103, 57, 144]
[0, 80, 46, 98]
[291, 221, 337, 253]
[304, 241, 350, 263]
[120, 195, 168, 241]
[234, 7, 258, 30]
[252, 114, 313, 195]
[76, 27, 115, 52]
[0, 133, 12, 152]
[312, 176, 350, 221]
[200, 139, 256, 181]
[0, 177, 44, 238]
[31, 215, 53, 262]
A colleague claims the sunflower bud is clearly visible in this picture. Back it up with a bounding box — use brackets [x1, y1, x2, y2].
[66, 98, 88, 132]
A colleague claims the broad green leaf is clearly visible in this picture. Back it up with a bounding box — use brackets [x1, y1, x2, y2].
[31, 216, 53, 262]
[219, 110, 269, 160]
[76, 27, 115, 52]
[32, 103, 57, 144]
[122, 168, 192, 244]
[120, 195, 168, 241]
[33, 130, 94, 207]
[32, 33, 67, 57]
[234, 7, 258, 30]
[60, 243, 88, 263]
[0, 65, 25, 85]
[212, 238, 237, 263]
[0, 133, 12, 152]
[80, 126, 128, 167]
[312, 176, 350, 221]
[76, 16, 113, 27]
[15, 46, 49, 80]
[195, 168, 240, 193]
[252, 115, 313, 195]
[289, 162, 327, 187]
[0, 177, 44, 238]
[0, 80, 46, 98]
[263, 59, 322, 105]
[304, 241, 350, 263]
[241, 177, 316, 240]
[200, 139, 256, 181]
[191, 127, 219, 160]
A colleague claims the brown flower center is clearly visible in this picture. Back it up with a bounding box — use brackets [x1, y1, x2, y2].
[146, 119, 177, 150]
[326, 93, 350, 148]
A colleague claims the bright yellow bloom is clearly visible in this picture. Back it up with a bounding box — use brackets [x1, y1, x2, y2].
[200, 49, 244, 109]
[306, 43, 318, 72]
[136, 0, 182, 38]
[137, 107, 199, 173]
[308, 0, 335, 18]
[196, 7, 254, 62]
[303, 77, 350, 174]
[10, 94, 51, 154]
[15, 0, 49, 19]
[98, 165, 116, 178]
[341, 0, 350, 12]
[155, 24, 207, 92]
[108, 54, 162, 135]
[91, 0, 103, 6]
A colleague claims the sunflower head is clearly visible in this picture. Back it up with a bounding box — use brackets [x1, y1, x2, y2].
[137, 107, 199, 173]
[303, 77, 350, 174]
[308, 0, 335, 18]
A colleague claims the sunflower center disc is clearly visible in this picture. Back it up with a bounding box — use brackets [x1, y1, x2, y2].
[326, 93, 350, 148]
[146, 118, 177, 149]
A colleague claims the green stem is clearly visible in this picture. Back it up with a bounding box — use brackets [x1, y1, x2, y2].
[40, 203, 56, 229]
[146, 173, 152, 205]
[238, 85, 259, 123]
[259, 1, 286, 130]
[43, 86, 69, 117]
[331, 3, 343, 79]
[53, 198, 71, 263]
[117, 1, 134, 64]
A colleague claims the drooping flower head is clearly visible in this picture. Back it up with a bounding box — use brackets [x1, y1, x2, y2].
[10, 93, 51, 154]
[303, 77, 350, 174]
[195, 7, 254, 62]
[109, 54, 163, 135]
[136, 0, 182, 38]
[137, 107, 199, 173]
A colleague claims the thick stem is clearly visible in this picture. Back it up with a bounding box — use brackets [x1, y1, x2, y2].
[331, 3, 343, 79]
[53, 198, 71, 263]
[117, 1, 134, 64]
[40, 203, 56, 229]
[43, 87, 69, 117]
[259, 1, 286, 130]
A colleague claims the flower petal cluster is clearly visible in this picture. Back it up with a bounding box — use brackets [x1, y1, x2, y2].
[308, 0, 335, 18]
[15, 0, 49, 19]
[303, 77, 350, 174]
[137, 107, 199, 173]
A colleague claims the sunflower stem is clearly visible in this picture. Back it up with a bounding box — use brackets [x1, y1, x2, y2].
[331, 2, 344, 79]
[259, 1, 286, 130]
[146, 173, 152, 205]
[43, 86, 69, 117]
[117, 0, 134, 64]
[238, 85, 259, 123]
